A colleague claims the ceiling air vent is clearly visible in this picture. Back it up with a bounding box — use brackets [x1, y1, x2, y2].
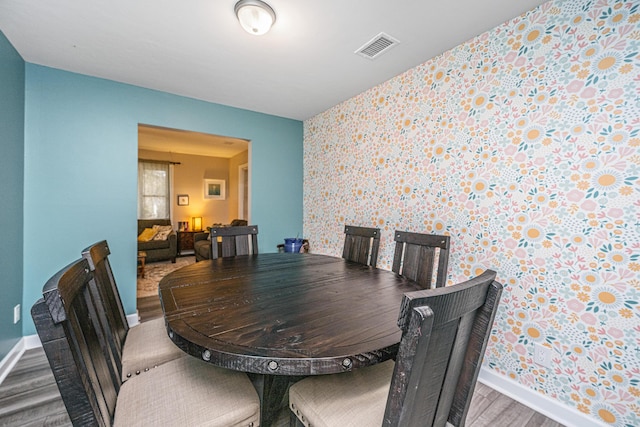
[355, 32, 399, 60]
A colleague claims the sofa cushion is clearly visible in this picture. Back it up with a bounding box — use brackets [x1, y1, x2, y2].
[138, 219, 172, 235]
[139, 239, 171, 251]
[153, 225, 173, 241]
[138, 228, 158, 242]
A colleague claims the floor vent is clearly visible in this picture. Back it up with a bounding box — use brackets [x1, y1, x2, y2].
[355, 32, 399, 59]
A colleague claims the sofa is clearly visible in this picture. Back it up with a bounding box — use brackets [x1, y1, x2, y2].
[137, 219, 177, 263]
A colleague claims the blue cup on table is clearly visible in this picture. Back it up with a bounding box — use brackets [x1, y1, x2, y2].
[283, 238, 303, 253]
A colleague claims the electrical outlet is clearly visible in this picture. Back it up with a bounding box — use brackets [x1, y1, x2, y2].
[14, 304, 21, 324]
[534, 343, 552, 368]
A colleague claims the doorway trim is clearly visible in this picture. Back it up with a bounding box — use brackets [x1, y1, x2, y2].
[238, 163, 249, 221]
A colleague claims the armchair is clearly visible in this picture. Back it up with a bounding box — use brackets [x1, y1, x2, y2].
[194, 231, 210, 262]
[194, 219, 248, 262]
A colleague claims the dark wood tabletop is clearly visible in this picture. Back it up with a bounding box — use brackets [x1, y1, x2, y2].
[159, 252, 421, 426]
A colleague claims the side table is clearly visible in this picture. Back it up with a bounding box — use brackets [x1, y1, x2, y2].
[137, 251, 147, 278]
[177, 231, 198, 255]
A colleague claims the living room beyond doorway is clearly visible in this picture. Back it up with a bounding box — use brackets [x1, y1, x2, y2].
[137, 124, 250, 304]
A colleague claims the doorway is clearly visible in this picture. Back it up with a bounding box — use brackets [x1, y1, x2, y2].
[138, 124, 250, 224]
[136, 124, 250, 316]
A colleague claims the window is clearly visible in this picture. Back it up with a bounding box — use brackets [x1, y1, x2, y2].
[138, 161, 170, 219]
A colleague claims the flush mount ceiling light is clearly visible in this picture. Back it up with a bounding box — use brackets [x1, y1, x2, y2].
[234, 0, 276, 36]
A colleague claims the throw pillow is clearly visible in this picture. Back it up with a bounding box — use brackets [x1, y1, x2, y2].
[152, 225, 173, 241]
[137, 228, 158, 242]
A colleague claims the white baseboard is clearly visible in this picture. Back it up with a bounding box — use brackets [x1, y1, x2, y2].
[24, 334, 42, 349]
[0, 339, 26, 385]
[127, 312, 139, 327]
[478, 367, 606, 427]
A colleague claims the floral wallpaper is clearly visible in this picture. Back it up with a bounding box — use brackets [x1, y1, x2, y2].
[303, 0, 640, 425]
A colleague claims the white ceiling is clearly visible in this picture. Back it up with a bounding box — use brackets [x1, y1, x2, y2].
[138, 124, 248, 158]
[0, 0, 548, 122]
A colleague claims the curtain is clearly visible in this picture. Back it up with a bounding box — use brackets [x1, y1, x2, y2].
[138, 161, 170, 219]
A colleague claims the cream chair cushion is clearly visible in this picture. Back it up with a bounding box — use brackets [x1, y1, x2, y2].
[121, 317, 185, 381]
[115, 356, 260, 426]
[289, 360, 394, 427]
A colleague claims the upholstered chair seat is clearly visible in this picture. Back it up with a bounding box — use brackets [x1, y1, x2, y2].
[290, 360, 394, 427]
[120, 317, 186, 380]
[115, 356, 260, 426]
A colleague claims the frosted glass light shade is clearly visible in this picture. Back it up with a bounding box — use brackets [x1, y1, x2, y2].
[235, 0, 276, 35]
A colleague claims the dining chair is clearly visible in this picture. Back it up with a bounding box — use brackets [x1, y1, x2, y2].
[289, 269, 503, 427]
[32, 257, 261, 426]
[210, 225, 259, 258]
[392, 230, 451, 289]
[81, 240, 184, 381]
[195, 219, 250, 261]
[342, 225, 381, 267]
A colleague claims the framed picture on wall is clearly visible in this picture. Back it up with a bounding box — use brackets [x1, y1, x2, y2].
[204, 179, 226, 200]
[177, 194, 189, 206]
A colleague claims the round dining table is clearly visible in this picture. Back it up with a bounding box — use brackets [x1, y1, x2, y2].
[159, 252, 421, 426]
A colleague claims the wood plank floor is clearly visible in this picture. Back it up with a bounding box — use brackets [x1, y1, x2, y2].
[0, 295, 565, 427]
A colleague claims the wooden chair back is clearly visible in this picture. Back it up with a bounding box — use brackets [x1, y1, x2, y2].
[383, 270, 503, 427]
[81, 241, 128, 368]
[210, 225, 259, 258]
[392, 230, 450, 289]
[31, 258, 121, 426]
[342, 225, 381, 267]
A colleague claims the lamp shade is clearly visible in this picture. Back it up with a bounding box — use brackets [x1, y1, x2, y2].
[192, 217, 203, 232]
[235, 0, 276, 35]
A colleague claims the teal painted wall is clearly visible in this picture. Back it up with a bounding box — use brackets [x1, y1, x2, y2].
[0, 32, 25, 359]
[23, 64, 303, 336]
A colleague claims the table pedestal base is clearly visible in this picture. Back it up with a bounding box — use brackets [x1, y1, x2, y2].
[248, 373, 305, 427]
